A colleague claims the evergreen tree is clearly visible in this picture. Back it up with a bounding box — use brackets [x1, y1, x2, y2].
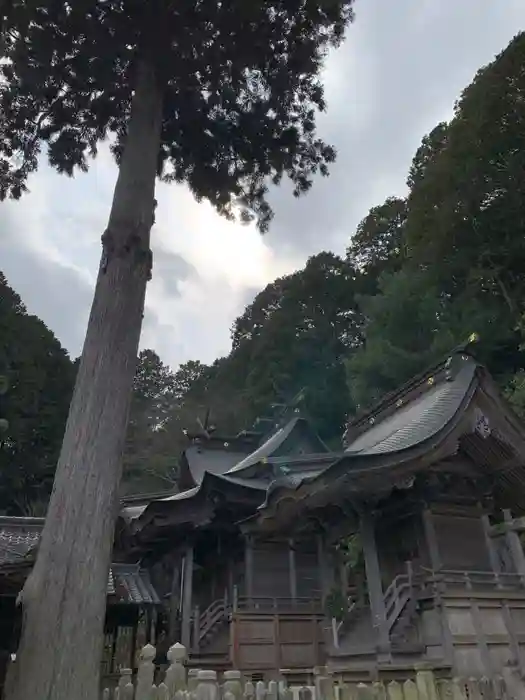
[227, 252, 362, 441]
[406, 32, 525, 319]
[122, 349, 179, 494]
[0, 272, 75, 515]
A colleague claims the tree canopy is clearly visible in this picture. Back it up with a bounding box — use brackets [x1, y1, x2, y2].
[1, 0, 354, 229]
[0, 271, 75, 515]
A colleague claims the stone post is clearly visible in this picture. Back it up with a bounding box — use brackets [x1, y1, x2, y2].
[135, 644, 156, 700]
[164, 642, 187, 695]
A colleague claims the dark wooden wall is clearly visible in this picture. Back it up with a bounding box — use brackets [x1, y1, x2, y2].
[252, 542, 290, 599]
[295, 540, 322, 599]
[432, 513, 490, 570]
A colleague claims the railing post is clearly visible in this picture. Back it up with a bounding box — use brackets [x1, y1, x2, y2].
[233, 585, 238, 612]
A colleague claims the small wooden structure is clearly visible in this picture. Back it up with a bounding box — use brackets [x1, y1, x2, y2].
[0, 518, 163, 691]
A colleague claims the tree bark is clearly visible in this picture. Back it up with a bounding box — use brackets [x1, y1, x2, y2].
[5, 59, 163, 700]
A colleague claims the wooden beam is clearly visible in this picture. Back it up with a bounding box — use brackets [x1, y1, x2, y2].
[481, 514, 501, 576]
[422, 509, 442, 570]
[359, 511, 390, 657]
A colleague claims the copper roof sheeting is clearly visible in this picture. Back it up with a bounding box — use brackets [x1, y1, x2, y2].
[226, 417, 328, 475]
[344, 359, 476, 456]
[185, 445, 252, 483]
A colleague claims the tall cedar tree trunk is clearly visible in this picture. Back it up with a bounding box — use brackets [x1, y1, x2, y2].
[5, 60, 163, 700]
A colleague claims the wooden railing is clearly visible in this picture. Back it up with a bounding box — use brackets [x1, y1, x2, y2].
[235, 596, 323, 613]
[328, 564, 525, 653]
[197, 598, 229, 644]
[383, 562, 419, 632]
[191, 595, 323, 652]
[423, 568, 525, 590]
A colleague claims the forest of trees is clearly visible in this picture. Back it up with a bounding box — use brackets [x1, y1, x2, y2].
[2, 31, 525, 511]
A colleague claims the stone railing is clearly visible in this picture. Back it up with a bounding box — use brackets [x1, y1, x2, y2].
[102, 642, 522, 700]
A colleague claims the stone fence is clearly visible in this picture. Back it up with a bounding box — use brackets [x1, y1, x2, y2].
[102, 643, 523, 700]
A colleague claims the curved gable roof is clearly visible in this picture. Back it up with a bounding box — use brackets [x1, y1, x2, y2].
[227, 416, 328, 475]
[184, 444, 251, 484]
[345, 358, 476, 456]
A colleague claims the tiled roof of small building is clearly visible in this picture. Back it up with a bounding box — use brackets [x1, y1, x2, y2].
[0, 517, 43, 564]
[108, 564, 161, 606]
[0, 518, 161, 606]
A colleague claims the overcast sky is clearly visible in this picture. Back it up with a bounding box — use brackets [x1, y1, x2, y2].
[1, 0, 524, 369]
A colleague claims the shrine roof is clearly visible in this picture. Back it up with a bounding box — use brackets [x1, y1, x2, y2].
[124, 418, 337, 545]
[251, 341, 525, 530]
[226, 416, 329, 475]
[184, 444, 252, 484]
[343, 355, 476, 456]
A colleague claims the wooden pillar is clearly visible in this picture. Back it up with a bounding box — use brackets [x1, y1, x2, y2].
[359, 510, 390, 655]
[482, 514, 501, 575]
[504, 509, 525, 582]
[150, 608, 158, 646]
[289, 539, 297, 604]
[422, 508, 442, 571]
[228, 557, 234, 599]
[130, 618, 138, 670]
[192, 605, 200, 652]
[317, 534, 328, 600]
[168, 558, 181, 642]
[245, 536, 254, 604]
[181, 545, 194, 649]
